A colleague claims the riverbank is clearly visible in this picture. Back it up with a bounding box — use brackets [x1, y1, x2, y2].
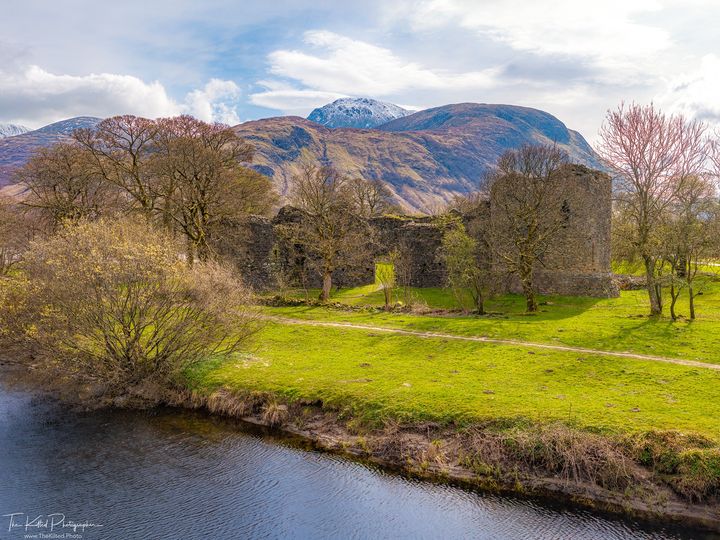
[167, 385, 720, 533]
[176, 290, 720, 532]
[2, 356, 719, 533]
[5, 280, 720, 532]
[1, 380, 705, 540]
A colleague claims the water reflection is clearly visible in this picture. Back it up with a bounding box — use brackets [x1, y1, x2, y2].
[0, 386, 711, 540]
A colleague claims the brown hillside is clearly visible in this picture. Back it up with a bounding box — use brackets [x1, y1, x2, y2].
[234, 104, 601, 213]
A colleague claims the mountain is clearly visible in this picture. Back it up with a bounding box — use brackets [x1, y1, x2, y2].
[236, 103, 602, 212]
[0, 124, 29, 138]
[0, 117, 101, 186]
[307, 98, 410, 129]
[30, 116, 102, 136]
[378, 103, 601, 169]
[0, 105, 602, 212]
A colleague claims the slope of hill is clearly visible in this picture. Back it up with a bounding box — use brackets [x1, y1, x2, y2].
[236, 103, 602, 212]
[0, 124, 29, 138]
[307, 98, 409, 129]
[0, 117, 101, 186]
[378, 103, 601, 169]
[0, 105, 601, 212]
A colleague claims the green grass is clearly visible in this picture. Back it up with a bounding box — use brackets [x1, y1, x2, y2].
[186, 276, 720, 448]
[278, 284, 469, 309]
[186, 322, 720, 440]
[263, 281, 720, 365]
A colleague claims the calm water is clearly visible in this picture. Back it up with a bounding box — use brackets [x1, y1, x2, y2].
[0, 384, 714, 540]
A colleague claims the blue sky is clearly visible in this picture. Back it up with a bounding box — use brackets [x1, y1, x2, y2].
[1, 0, 719, 141]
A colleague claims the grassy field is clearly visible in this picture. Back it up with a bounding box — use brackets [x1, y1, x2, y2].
[187, 321, 720, 441]
[184, 276, 720, 443]
[261, 272, 720, 366]
[183, 274, 720, 504]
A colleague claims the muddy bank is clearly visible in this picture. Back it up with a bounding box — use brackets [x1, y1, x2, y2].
[2, 360, 718, 534]
[165, 387, 720, 533]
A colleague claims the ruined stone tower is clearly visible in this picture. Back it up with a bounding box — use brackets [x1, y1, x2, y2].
[222, 164, 617, 298]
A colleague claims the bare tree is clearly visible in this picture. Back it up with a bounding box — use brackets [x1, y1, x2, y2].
[439, 220, 494, 314]
[349, 177, 397, 217]
[14, 142, 120, 230]
[487, 144, 572, 312]
[709, 133, 720, 181]
[597, 103, 707, 315]
[375, 251, 398, 310]
[661, 175, 719, 319]
[152, 115, 275, 264]
[392, 239, 418, 307]
[0, 196, 32, 276]
[73, 115, 159, 218]
[0, 218, 259, 398]
[289, 161, 373, 302]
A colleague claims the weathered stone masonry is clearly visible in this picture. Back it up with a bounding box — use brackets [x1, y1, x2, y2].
[226, 164, 618, 298]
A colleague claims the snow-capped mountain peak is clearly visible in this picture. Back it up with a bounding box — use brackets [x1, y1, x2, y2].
[0, 124, 29, 138]
[307, 98, 410, 129]
[33, 116, 102, 135]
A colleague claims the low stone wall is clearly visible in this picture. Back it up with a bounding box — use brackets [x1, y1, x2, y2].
[507, 271, 619, 298]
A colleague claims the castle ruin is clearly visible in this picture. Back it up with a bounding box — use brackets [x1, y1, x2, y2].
[222, 164, 618, 298]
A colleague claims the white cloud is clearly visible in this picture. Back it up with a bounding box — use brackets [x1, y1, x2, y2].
[251, 30, 501, 113]
[409, 0, 671, 72]
[656, 54, 720, 126]
[0, 64, 243, 128]
[184, 78, 242, 124]
[249, 80, 347, 115]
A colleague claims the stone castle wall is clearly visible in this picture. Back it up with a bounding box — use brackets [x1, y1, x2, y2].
[222, 165, 618, 298]
[497, 165, 617, 297]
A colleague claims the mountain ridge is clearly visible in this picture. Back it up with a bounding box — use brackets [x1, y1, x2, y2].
[0, 105, 601, 212]
[0, 124, 29, 138]
[0, 117, 102, 186]
[235, 102, 602, 212]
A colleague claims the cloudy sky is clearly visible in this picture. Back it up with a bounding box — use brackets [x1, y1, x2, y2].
[1, 0, 719, 140]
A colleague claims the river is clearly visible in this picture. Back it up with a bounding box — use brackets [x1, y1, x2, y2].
[0, 384, 713, 540]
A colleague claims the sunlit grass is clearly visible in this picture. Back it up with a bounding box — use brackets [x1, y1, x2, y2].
[187, 273, 720, 446]
[263, 276, 720, 365]
[187, 322, 720, 440]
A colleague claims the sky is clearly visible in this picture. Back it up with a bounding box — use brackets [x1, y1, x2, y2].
[1, 0, 719, 141]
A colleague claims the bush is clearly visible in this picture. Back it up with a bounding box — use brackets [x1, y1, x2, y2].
[0, 218, 259, 398]
[463, 423, 632, 490]
[673, 449, 720, 502]
[626, 431, 720, 501]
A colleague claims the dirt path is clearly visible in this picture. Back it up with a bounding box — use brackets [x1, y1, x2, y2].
[265, 316, 720, 372]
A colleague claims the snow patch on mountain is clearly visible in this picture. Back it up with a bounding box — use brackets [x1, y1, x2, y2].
[308, 98, 410, 129]
[33, 116, 102, 135]
[0, 124, 29, 138]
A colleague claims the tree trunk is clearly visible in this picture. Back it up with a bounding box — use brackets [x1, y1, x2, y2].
[677, 256, 687, 278]
[161, 199, 173, 230]
[520, 273, 537, 312]
[643, 256, 662, 316]
[320, 272, 332, 302]
[524, 286, 537, 312]
[196, 239, 210, 262]
[471, 281, 486, 315]
[689, 285, 696, 320]
[669, 283, 678, 320]
[476, 290, 485, 315]
[518, 258, 537, 313]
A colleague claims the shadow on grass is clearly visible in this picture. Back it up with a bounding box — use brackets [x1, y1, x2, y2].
[277, 286, 605, 324]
